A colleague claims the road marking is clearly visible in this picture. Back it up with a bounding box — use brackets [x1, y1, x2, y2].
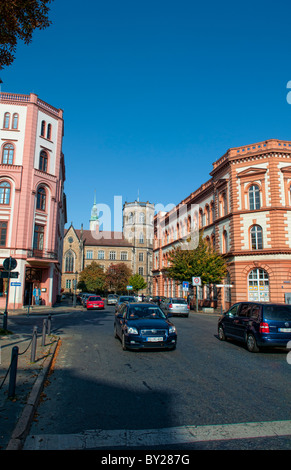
[23, 420, 291, 450]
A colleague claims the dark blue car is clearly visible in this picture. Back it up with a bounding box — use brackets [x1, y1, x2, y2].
[114, 302, 177, 351]
[218, 301, 291, 352]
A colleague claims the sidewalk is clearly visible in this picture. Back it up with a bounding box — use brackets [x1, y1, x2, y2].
[0, 301, 75, 450]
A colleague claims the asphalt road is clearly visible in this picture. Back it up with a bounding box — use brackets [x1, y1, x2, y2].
[21, 305, 291, 450]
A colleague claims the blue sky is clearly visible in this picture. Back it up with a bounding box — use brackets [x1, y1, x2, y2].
[2, 0, 291, 230]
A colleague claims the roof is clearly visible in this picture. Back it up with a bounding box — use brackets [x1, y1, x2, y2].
[65, 228, 133, 247]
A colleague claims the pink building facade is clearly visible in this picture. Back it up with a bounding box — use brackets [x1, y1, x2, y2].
[0, 92, 66, 309]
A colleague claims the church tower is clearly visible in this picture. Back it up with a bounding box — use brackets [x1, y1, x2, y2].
[90, 191, 99, 233]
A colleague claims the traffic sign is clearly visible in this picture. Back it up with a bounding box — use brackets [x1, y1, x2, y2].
[192, 277, 201, 286]
[0, 272, 19, 278]
[126, 285, 133, 290]
[11, 282, 21, 286]
[182, 281, 189, 290]
[3, 257, 17, 271]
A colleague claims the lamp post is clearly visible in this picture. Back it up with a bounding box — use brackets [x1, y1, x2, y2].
[73, 271, 78, 307]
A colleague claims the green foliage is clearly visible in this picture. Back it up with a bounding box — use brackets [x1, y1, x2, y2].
[128, 273, 147, 292]
[0, 0, 53, 69]
[166, 234, 227, 285]
[77, 262, 105, 293]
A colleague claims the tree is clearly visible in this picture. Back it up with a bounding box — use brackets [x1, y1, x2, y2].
[0, 0, 53, 69]
[78, 262, 105, 293]
[128, 273, 147, 293]
[105, 263, 132, 293]
[166, 234, 227, 286]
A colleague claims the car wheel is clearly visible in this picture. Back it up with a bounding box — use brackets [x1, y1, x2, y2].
[246, 333, 259, 352]
[218, 325, 226, 341]
[122, 333, 127, 351]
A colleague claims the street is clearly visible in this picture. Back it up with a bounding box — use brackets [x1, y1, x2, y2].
[20, 305, 291, 450]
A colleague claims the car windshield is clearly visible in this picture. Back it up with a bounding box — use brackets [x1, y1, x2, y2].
[89, 296, 102, 301]
[127, 305, 166, 320]
[119, 296, 135, 302]
[171, 298, 187, 304]
[263, 304, 291, 321]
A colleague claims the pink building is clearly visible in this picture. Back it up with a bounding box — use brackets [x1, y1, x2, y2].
[0, 92, 66, 309]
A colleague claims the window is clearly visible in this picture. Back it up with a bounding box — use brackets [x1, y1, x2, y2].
[98, 250, 105, 260]
[248, 268, 269, 302]
[36, 187, 46, 211]
[121, 251, 128, 260]
[2, 143, 14, 164]
[33, 224, 44, 251]
[139, 232, 144, 243]
[3, 113, 10, 129]
[250, 225, 263, 249]
[65, 251, 74, 272]
[128, 212, 134, 224]
[249, 184, 261, 210]
[109, 251, 116, 260]
[66, 279, 72, 289]
[86, 250, 93, 259]
[222, 230, 228, 253]
[139, 252, 144, 261]
[39, 151, 48, 172]
[47, 123, 52, 140]
[0, 222, 7, 246]
[41, 120, 46, 137]
[139, 212, 145, 224]
[12, 113, 19, 129]
[0, 181, 11, 205]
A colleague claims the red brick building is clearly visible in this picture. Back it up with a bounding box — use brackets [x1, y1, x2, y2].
[153, 139, 291, 310]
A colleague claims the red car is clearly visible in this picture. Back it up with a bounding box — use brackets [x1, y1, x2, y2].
[86, 295, 104, 310]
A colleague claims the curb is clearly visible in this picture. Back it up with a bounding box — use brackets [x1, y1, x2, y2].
[5, 337, 61, 450]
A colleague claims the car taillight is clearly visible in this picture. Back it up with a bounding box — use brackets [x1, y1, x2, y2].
[169, 304, 173, 308]
[260, 322, 269, 333]
[187, 304, 190, 309]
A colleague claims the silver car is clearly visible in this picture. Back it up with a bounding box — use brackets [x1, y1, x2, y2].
[162, 297, 190, 317]
[107, 294, 118, 305]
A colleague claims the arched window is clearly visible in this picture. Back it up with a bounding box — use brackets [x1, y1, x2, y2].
[128, 212, 134, 224]
[65, 251, 74, 272]
[3, 113, 10, 129]
[249, 184, 261, 210]
[39, 150, 48, 172]
[139, 212, 145, 224]
[47, 123, 52, 140]
[248, 268, 269, 302]
[222, 230, 228, 253]
[250, 225, 263, 249]
[0, 181, 11, 205]
[12, 113, 19, 129]
[36, 187, 46, 211]
[2, 143, 14, 164]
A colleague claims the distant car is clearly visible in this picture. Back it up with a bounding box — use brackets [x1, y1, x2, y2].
[82, 293, 93, 307]
[107, 294, 118, 305]
[115, 295, 136, 313]
[161, 298, 190, 317]
[86, 295, 104, 310]
[151, 296, 166, 305]
[114, 302, 177, 351]
[218, 301, 291, 352]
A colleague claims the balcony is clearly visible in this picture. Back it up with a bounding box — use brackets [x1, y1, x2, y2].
[27, 249, 58, 262]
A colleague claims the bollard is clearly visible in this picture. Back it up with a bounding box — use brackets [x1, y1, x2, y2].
[8, 346, 18, 398]
[31, 326, 37, 363]
[42, 319, 47, 346]
[47, 314, 51, 335]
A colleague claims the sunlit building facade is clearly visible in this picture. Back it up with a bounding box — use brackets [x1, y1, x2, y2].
[153, 139, 291, 310]
[0, 92, 66, 308]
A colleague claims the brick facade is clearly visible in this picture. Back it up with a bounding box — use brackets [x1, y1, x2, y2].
[153, 139, 291, 310]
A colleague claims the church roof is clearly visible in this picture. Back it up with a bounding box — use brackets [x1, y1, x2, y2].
[65, 228, 132, 247]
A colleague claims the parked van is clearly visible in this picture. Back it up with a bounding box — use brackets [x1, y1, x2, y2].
[218, 302, 291, 352]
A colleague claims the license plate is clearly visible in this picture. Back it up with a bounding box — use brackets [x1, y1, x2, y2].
[146, 337, 163, 342]
[278, 328, 291, 332]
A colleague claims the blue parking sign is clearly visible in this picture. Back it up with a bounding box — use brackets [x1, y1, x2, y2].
[182, 281, 189, 290]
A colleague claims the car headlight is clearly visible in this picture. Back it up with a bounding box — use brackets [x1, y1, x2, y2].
[127, 327, 139, 335]
[169, 326, 176, 334]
